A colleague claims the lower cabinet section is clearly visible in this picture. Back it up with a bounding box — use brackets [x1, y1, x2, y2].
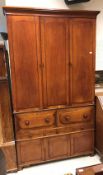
[16, 130, 94, 168]
[15, 106, 95, 168]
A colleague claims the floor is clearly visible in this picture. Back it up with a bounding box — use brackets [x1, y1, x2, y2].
[9, 154, 101, 175]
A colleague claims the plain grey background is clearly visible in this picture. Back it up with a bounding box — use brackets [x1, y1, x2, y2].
[0, 0, 6, 40]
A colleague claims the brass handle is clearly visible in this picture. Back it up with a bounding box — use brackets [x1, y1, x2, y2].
[25, 120, 30, 126]
[45, 118, 50, 124]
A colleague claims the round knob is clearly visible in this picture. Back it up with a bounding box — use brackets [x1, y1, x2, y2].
[25, 120, 30, 126]
[64, 116, 70, 122]
[45, 118, 50, 124]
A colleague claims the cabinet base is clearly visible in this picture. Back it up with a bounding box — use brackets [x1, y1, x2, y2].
[17, 152, 95, 170]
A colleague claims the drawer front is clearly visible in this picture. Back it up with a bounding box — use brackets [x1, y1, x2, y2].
[15, 111, 56, 129]
[44, 127, 57, 136]
[57, 123, 94, 135]
[15, 110, 56, 140]
[57, 106, 94, 126]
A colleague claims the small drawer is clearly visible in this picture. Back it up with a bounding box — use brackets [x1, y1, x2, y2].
[16, 128, 44, 140]
[15, 110, 56, 140]
[15, 110, 56, 129]
[57, 123, 94, 135]
[57, 107, 94, 126]
[56, 126, 72, 134]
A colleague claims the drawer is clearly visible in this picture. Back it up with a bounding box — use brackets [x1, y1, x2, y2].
[15, 110, 56, 140]
[57, 122, 94, 134]
[15, 110, 56, 129]
[57, 107, 94, 126]
[44, 127, 57, 136]
[15, 128, 44, 140]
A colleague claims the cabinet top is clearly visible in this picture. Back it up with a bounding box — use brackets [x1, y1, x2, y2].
[3, 6, 100, 18]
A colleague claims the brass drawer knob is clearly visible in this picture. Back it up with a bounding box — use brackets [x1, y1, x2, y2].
[64, 116, 70, 122]
[45, 118, 50, 124]
[25, 120, 30, 126]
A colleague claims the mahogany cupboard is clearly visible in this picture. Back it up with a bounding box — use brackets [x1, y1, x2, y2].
[3, 7, 99, 169]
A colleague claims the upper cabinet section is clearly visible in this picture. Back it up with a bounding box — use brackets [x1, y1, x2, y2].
[3, 7, 99, 112]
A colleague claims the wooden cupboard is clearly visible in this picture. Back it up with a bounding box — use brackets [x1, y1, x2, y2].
[3, 7, 99, 169]
[0, 44, 17, 172]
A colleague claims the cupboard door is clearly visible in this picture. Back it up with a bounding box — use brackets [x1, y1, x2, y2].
[70, 19, 95, 105]
[17, 139, 45, 166]
[7, 16, 42, 111]
[71, 130, 94, 156]
[46, 135, 70, 160]
[41, 17, 70, 107]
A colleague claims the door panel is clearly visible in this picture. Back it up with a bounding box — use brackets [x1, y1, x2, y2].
[41, 17, 70, 107]
[7, 16, 42, 111]
[46, 135, 70, 160]
[17, 139, 45, 166]
[71, 130, 94, 156]
[70, 19, 95, 104]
